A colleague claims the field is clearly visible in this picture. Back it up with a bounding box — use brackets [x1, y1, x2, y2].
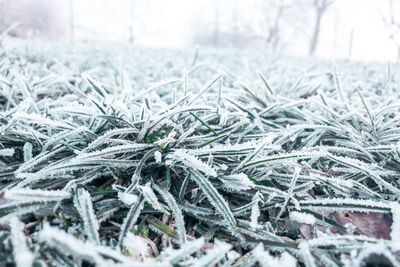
[1, 38, 400, 266]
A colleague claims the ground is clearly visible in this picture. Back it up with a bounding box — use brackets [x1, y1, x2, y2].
[1, 38, 400, 266]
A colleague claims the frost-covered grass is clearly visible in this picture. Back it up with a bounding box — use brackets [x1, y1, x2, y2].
[1, 38, 400, 266]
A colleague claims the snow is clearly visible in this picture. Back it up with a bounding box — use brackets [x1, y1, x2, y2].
[23, 143, 33, 162]
[154, 151, 162, 163]
[289, 211, 316, 225]
[0, 148, 14, 157]
[9, 217, 35, 267]
[253, 244, 297, 267]
[117, 192, 139, 206]
[123, 233, 151, 257]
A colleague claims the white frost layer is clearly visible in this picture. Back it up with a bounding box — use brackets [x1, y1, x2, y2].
[166, 149, 217, 177]
[0, 148, 15, 157]
[9, 217, 35, 267]
[154, 151, 162, 163]
[219, 173, 255, 191]
[289, 211, 316, 225]
[123, 233, 151, 257]
[5, 188, 71, 202]
[390, 202, 400, 242]
[253, 244, 297, 267]
[118, 192, 139, 206]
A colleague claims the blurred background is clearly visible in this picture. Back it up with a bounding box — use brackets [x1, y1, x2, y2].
[0, 0, 399, 62]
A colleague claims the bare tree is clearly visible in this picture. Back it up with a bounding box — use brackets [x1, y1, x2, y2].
[348, 28, 354, 60]
[264, 0, 286, 51]
[256, 0, 313, 53]
[309, 0, 334, 56]
[381, 0, 400, 61]
[250, 0, 289, 52]
[128, 0, 135, 44]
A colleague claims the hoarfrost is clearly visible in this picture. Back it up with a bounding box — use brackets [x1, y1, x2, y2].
[289, 211, 316, 225]
[9, 217, 35, 267]
[167, 149, 217, 177]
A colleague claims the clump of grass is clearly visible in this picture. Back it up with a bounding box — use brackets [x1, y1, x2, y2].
[1, 38, 400, 266]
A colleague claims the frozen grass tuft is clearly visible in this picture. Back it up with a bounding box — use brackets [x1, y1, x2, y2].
[1, 39, 400, 266]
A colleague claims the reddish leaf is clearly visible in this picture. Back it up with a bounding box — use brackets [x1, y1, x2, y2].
[333, 212, 392, 239]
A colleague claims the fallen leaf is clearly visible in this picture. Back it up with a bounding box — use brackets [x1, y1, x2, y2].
[333, 212, 392, 239]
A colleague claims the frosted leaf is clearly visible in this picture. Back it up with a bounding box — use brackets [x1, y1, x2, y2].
[159, 237, 204, 264]
[328, 154, 400, 195]
[36, 158, 135, 177]
[14, 111, 73, 129]
[237, 219, 281, 243]
[179, 203, 215, 217]
[23, 142, 33, 162]
[0, 204, 43, 223]
[0, 148, 14, 157]
[299, 198, 392, 213]
[146, 105, 213, 136]
[42, 126, 88, 151]
[154, 151, 162, 163]
[207, 153, 213, 165]
[117, 194, 145, 248]
[167, 150, 217, 177]
[39, 224, 109, 266]
[193, 135, 279, 155]
[192, 239, 232, 267]
[154, 131, 177, 148]
[82, 127, 139, 152]
[139, 183, 165, 212]
[289, 211, 316, 225]
[73, 187, 100, 245]
[51, 104, 97, 116]
[128, 174, 141, 192]
[75, 143, 151, 160]
[117, 192, 138, 206]
[233, 135, 277, 172]
[104, 96, 130, 116]
[298, 242, 317, 267]
[153, 184, 186, 243]
[5, 188, 71, 202]
[219, 173, 255, 191]
[244, 149, 328, 168]
[82, 73, 109, 98]
[9, 217, 35, 267]
[188, 168, 239, 238]
[277, 167, 301, 218]
[250, 192, 262, 229]
[16, 147, 63, 174]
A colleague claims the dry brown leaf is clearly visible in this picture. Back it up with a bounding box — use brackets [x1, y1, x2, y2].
[333, 212, 392, 239]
